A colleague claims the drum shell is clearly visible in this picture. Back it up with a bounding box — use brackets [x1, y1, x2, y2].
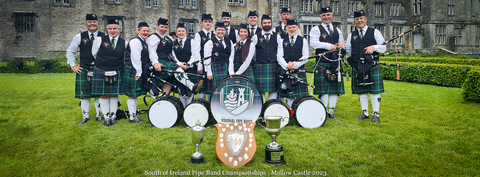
[148, 95, 184, 128]
[183, 99, 212, 127]
[261, 99, 290, 117]
[291, 95, 326, 128]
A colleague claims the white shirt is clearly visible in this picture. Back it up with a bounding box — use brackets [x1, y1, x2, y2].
[248, 24, 260, 35]
[276, 34, 309, 70]
[229, 39, 255, 75]
[309, 23, 344, 50]
[91, 35, 128, 59]
[66, 31, 100, 67]
[225, 26, 241, 43]
[193, 29, 214, 70]
[146, 31, 174, 65]
[204, 36, 235, 76]
[128, 35, 145, 77]
[171, 37, 198, 68]
[345, 25, 386, 56]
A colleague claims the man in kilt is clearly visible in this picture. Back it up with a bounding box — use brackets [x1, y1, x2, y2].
[66, 14, 105, 125]
[251, 14, 279, 102]
[345, 10, 386, 123]
[228, 23, 255, 81]
[147, 18, 202, 96]
[123, 22, 150, 123]
[204, 22, 234, 88]
[275, 7, 301, 39]
[193, 14, 215, 100]
[221, 12, 240, 44]
[247, 11, 262, 37]
[309, 6, 346, 119]
[172, 23, 200, 107]
[91, 19, 128, 127]
[276, 19, 310, 107]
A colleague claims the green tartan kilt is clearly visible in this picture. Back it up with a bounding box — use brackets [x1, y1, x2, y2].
[75, 68, 98, 99]
[123, 65, 145, 97]
[91, 67, 124, 96]
[238, 66, 255, 82]
[313, 62, 345, 95]
[254, 63, 277, 93]
[211, 62, 229, 89]
[155, 59, 179, 84]
[351, 64, 385, 94]
[279, 71, 309, 99]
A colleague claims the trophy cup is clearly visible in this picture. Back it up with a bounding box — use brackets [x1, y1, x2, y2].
[187, 120, 208, 164]
[257, 116, 289, 165]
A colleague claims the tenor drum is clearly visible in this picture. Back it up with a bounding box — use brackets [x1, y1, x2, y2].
[291, 95, 326, 128]
[148, 95, 184, 128]
[210, 75, 263, 124]
[183, 99, 211, 127]
[261, 99, 290, 127]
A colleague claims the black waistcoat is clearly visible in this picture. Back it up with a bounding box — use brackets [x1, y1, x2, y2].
[79, 31, 105, 65]
[282, 36, 303, 63]
[198, 31, 214, 59]
[315, 25, 340, 62]
[211, 37, 232, 65]
[152, 33, 173, 60]
[125, 35, 149, 67]
[275, 25, 288, 39]
[351, 27, 379, 59]
[227, 27, 237, 43]
[95, 35, 125, 71]
[233, 39, 252, 71]
[255, 33, 277, 64]
[173, 37, 192, 63]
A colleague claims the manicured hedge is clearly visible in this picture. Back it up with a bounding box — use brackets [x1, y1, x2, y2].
[0, 58, 71, 74]
[381, 56, 480, 66]
[462, 69, 480, 103]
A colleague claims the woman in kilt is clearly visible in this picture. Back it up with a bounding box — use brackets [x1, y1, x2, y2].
[204, 22, 234, 90]
[123, 22, 150, 123]
[91, 19, 128, 127]
[228, 23, 255, 81]
[276, 19, 310, 107]
[172, 23, 200, 107]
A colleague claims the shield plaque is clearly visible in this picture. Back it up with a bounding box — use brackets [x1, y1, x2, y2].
[215, 121, 257, 168]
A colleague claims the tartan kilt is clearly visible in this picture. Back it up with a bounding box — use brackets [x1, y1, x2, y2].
[91, 67, 124, 95]
[211, 62, 229, 89]
[239, 66, 255, 82]
[155, 59, 179, 84]
[279, 72, 309, 99]
[351, 64, 385, 94]
[75, 68, 97, 99]
[123, 65, 145, 97]
[313, 62, 345, 95]
[254, 63, 277, 93]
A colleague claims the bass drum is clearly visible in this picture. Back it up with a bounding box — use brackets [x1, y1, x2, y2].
[210, 75, 263, 124]
[261, 99, 290, 127]
[183, 99, 211, 127]
[148, 95, 184, 128]
[291, 95, 326, 128]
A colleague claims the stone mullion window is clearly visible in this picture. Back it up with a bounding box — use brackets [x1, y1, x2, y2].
[347, 1, 361, 16]
[331, 0, 339, 15]
[146, 0, 151, 8]
[392, 26, 404, 45]
[280, 0, 289, 9]
[413, 0, 421, 15]
[454, 28, 462, 45]
[15, 13, 35, 33]
[390, 3, 401, 17]
[374, 3, 382, 16]
[448, 0, 455, 16]
[476, 26, 480, 45]
[435, 25, 447, 45]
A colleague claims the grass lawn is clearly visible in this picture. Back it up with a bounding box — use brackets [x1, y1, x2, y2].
[0, 73, 479, 176]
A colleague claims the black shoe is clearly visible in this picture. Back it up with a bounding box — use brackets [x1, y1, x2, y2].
[110, 114, 117, 126]
[372, 112, 380, 123]
[96, 115, 104, 123]
[356, 110, 369, 120]
[328, 108, 337, 120]
[78, 117, 89, 125]
[191, 80, 204, 94]
[103, 118, 111, 127]
[129, 114, 143, 123]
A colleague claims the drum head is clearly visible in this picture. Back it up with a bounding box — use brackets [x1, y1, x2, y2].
[148, 96, 183, 129]
[294, 97, 326, 129]
[262, 99, 290, 127]
[184, 100, 210, 127]
[210, 75, 263, 124]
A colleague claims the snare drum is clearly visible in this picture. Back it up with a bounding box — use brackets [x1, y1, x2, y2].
[148, 95, 184, 128]
[210, 75, 263, 124]
[291, 95, 326, 128]
[261, 99, 290, 127]
[183, 99, 211, 127]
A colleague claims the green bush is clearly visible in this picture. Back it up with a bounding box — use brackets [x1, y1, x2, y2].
[0, 58, 71, 74]
[462, 69, 480, 103]
[381, 56, 480, 66]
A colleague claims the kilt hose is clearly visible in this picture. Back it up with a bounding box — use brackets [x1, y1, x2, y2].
[75, 67, 97, 99]
[253, 63, 277, 93]
[313, 62, 345, 95]
[211, 62, 229, 89]
[351, 64, 385, 95]
[91, 67, 124, 96]
[279, 71, 309, 99]
[123, 65, 145, 98]
[239, 66, 255, 82]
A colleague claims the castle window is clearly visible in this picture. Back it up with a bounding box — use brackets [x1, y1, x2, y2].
[435, 25, 447, 45]
[413, 0, 421, 15]
[374, 3, 382, 16]
[14, 13, 35, 33]
[392, 26, 403, 44]
[448, 0, 455, 16]
[331, 0, 340, 15]
[280, 0, 289, 9]
[347, 1, 362, 16]
[390, 3, 401, 17]
[146, 0, 151, 7]
[476, 25, 480, 45]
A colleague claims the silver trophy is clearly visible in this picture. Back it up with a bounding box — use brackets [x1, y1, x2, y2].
[187, 120, 208, 164]
[257, 116, 289, 165]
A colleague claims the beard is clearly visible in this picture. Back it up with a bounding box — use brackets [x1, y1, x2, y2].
[262, 25, 272, 32]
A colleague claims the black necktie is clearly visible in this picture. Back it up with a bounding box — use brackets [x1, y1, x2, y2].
[265, 33, 270, 42]
[251, 28, 254, 36]
[360, 29, 363, 39]
[179, 40, 183, 48]
[328, 25, 333, 38]
[225, 29, 229, 37]
[207, 32, 210, 40]
[111, 38, 115, 49]
[283, 26, 286, 33]
[240, 42, 244, 48]
[290, 36, 294, 46]
[219, 39, 224, 48]
[90, 34, 95, 43]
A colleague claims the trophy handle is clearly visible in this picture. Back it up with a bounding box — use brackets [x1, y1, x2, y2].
[281, 117, 289, 128]
[256, 117, 267, 129]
